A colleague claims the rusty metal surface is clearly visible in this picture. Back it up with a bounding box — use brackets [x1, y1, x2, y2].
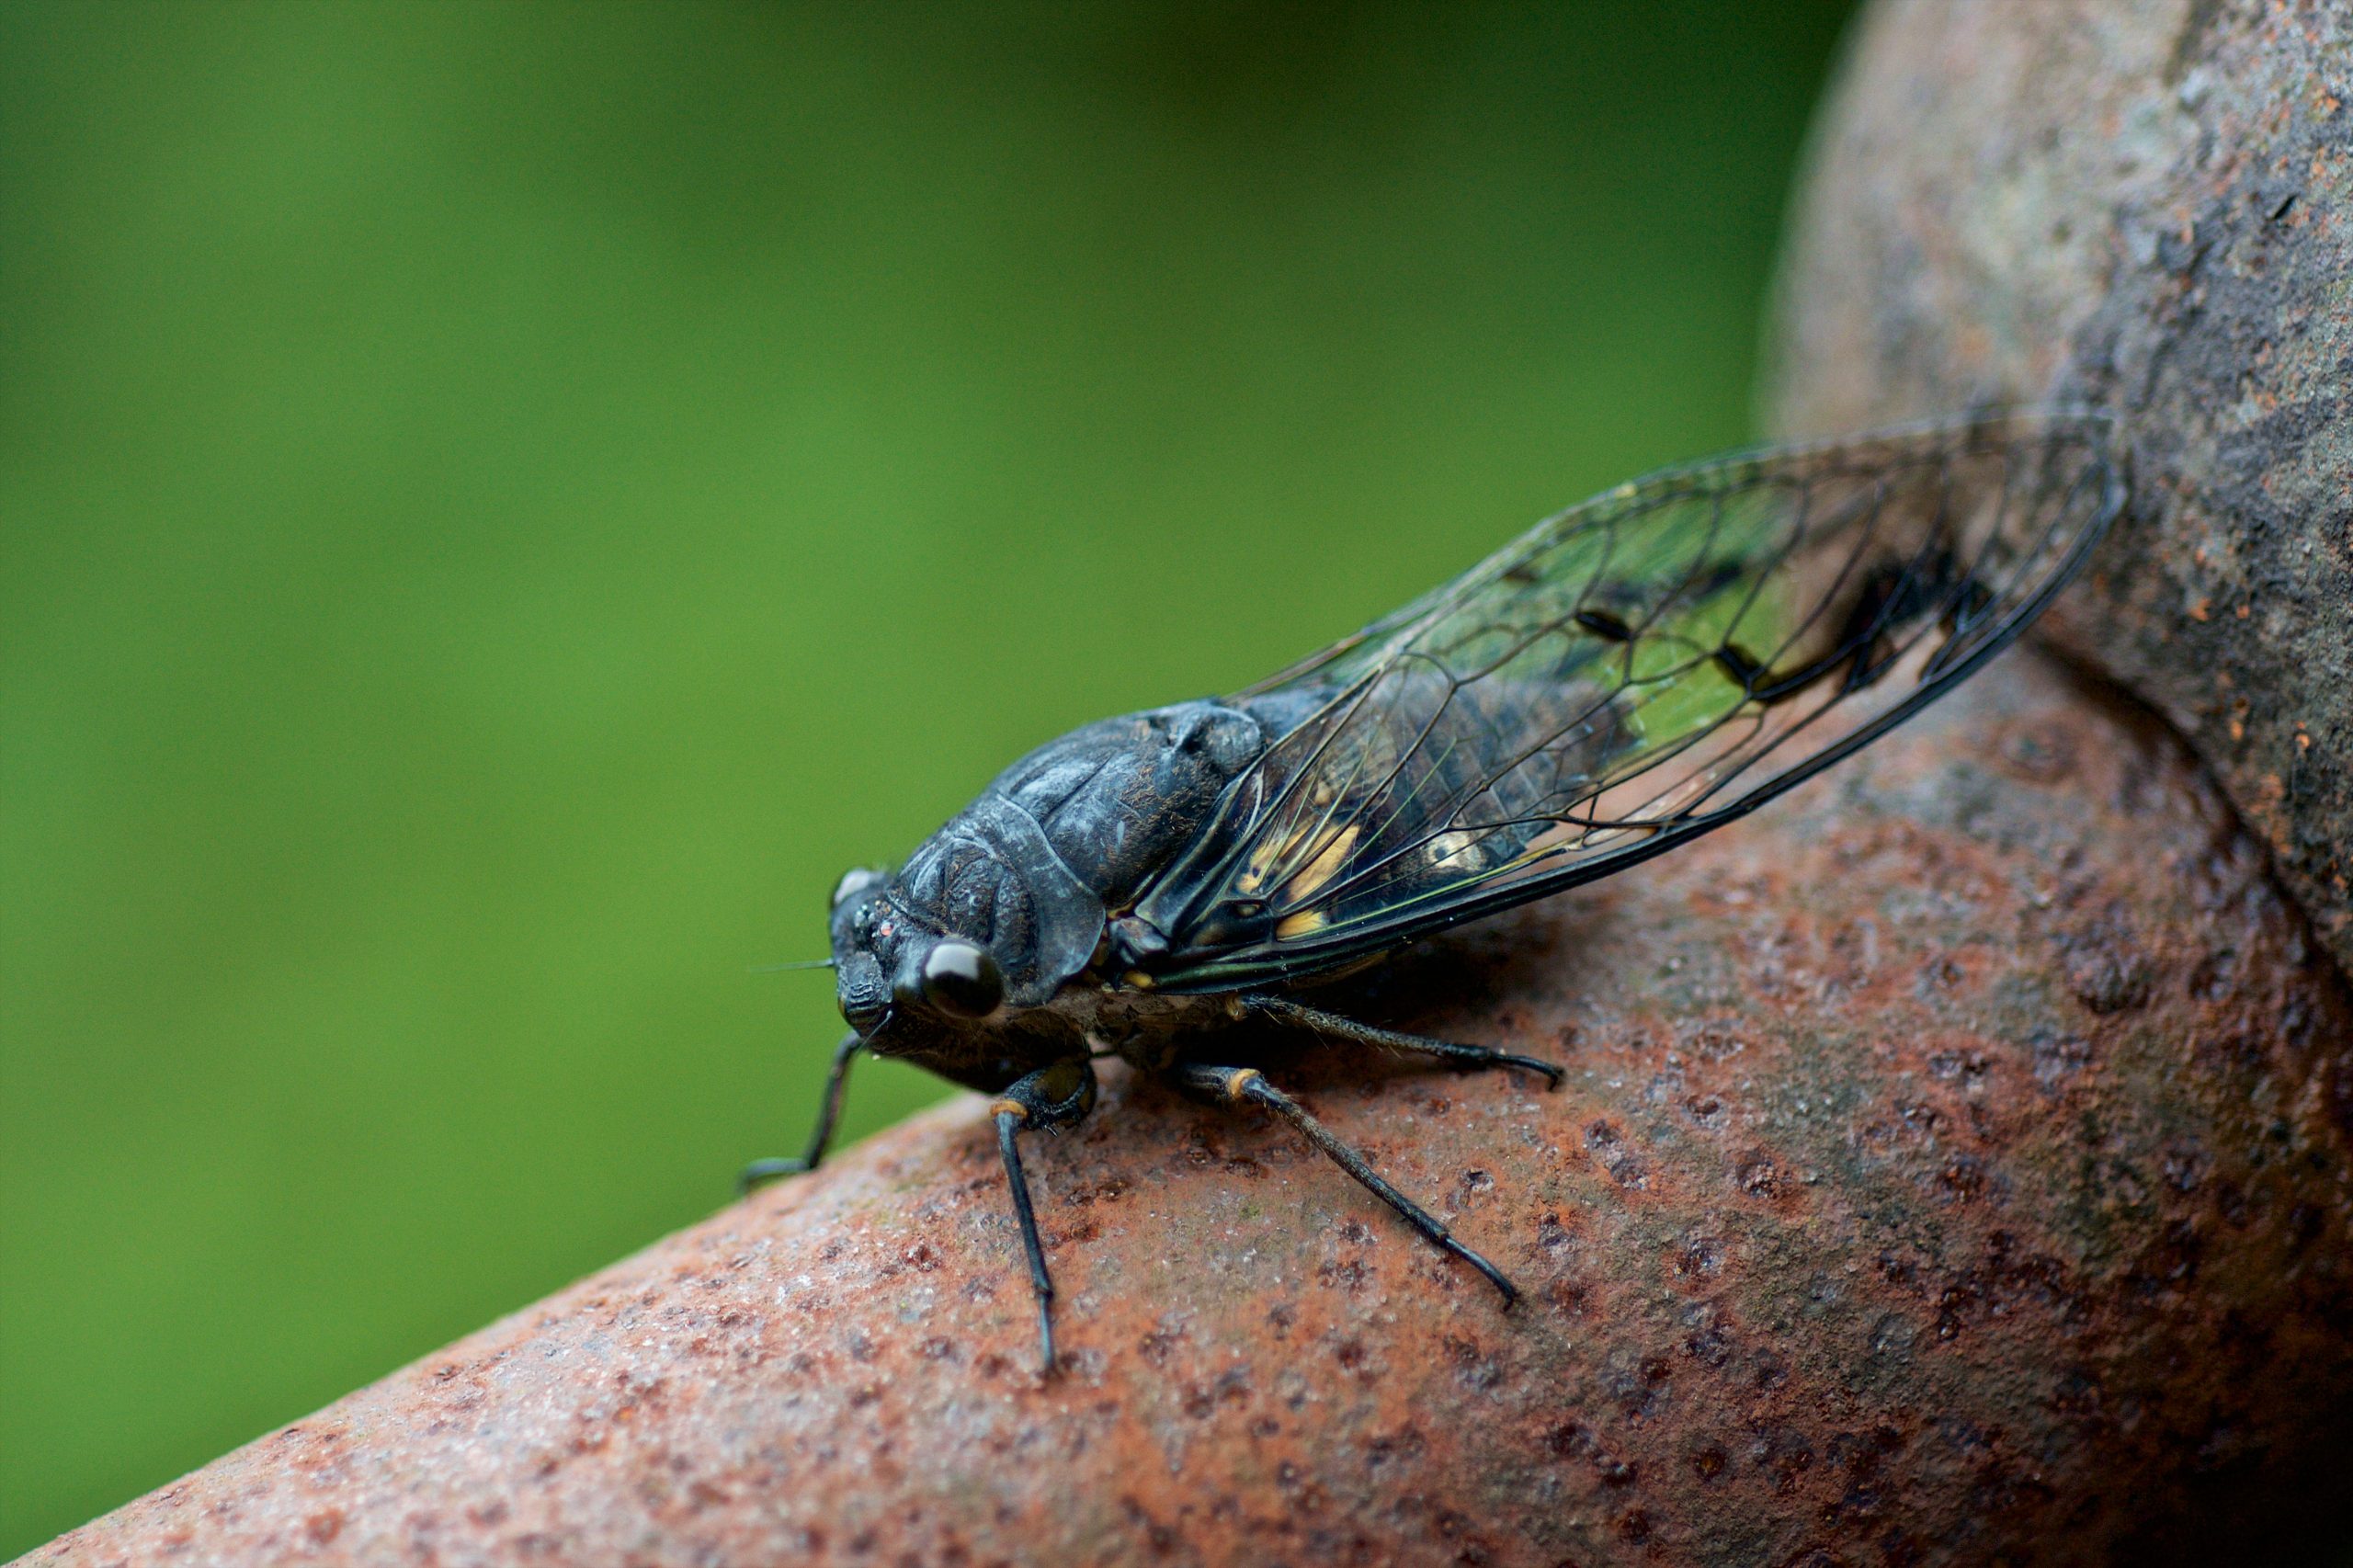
[24, 652, 2353, 1566]
[1768, 0, 2353, 976]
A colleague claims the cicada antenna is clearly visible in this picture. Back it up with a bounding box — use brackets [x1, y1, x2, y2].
[749, 957, 838, 974]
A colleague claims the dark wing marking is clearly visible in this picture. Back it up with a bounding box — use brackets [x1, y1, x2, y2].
[1130, 410, 2125, 991]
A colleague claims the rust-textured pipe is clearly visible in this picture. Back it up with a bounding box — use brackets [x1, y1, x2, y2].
[23, 653, 2353, 1566]
[1768, 0, 2353, 976]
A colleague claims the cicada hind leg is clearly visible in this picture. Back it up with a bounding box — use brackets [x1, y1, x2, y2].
[1166, 994, 1562, 1304]
[1170, 1059, 1524, 1303]
[1238, 994, 1564, 1089]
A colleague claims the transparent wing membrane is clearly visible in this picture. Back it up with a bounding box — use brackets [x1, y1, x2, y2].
[1134, 411, 2124, 989]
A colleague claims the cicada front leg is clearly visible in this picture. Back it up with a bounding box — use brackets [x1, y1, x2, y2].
[741, 1029, 863, 1192]
[988, 1055, 1099, 1375]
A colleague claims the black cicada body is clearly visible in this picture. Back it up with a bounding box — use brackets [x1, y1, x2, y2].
[747, 410, 2127, 1372]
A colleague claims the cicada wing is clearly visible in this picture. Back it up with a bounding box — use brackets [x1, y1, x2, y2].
[1132, 411, 2124, 990]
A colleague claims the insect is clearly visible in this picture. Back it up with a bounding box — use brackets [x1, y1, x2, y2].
[746, 409, 2125, 1372]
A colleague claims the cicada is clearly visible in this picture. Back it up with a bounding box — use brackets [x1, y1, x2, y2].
[747, 410, 2125, 1371]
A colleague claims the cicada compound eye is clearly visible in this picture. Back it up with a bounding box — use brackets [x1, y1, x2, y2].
[918, 939, 1004, 1019]
[831, 866, 887, 911]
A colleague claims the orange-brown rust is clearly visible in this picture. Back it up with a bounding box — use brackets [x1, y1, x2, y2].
[22, 654, 2353, 1566]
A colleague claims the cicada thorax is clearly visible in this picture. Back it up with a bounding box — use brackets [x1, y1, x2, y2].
[834, 699, 1297, 1078]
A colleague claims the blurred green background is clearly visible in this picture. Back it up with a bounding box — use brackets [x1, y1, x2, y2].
[0, 1, 1853, 1551]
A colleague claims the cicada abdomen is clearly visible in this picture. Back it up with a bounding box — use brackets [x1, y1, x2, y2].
[1131, 412, 2121, 988]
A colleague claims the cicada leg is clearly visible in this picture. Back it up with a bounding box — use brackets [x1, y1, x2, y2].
[741, 1030, 862, 1193]
[1239, 994, 1563, 1088]
[1170, 1061, 1519, 1305]
[989, 1056, 1098, 1375]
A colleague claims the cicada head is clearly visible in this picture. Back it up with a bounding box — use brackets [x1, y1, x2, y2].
[825, 852, 1027, 1026]
[826, 866, 897, 1034]
[826, 854, 1097, 1094]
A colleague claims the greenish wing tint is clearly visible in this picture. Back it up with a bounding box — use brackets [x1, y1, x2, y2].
[1134, 410, 2125, 989]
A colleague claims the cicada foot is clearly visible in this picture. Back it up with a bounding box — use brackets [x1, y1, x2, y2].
[988, 1055, 1099, 1376]
[740, 1030, 863, 1195]
[1171, 1060, 1521, 1307]
[1239, 994, 1563, 1089]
